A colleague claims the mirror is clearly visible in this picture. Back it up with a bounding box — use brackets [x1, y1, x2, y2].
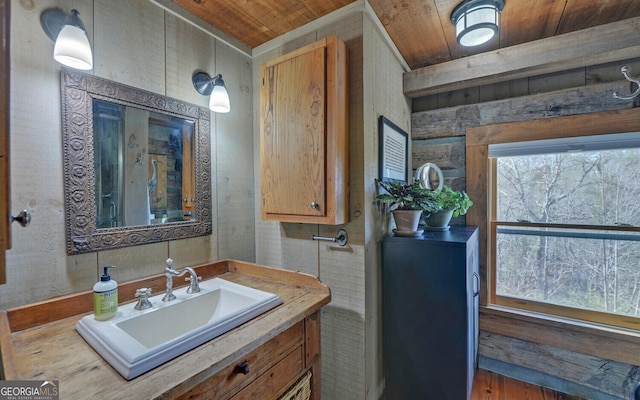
[61, 69, 212, 255]
[415, 163, 443, 191]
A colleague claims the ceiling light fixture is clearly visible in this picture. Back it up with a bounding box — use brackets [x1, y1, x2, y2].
[40, 8, 93, 70]
[192, 71, 231, 113]
[451, 0, 504, 47]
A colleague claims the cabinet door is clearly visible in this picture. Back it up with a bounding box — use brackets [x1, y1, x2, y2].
[260, 35, 349, 225]
[261, 44, 326, 218]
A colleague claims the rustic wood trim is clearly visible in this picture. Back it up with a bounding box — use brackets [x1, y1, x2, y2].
[466, 144, 489, 306]
[0, 311, 17, 379]
[5, 259, 331, 333]
[326, 34, 350, 225]
[411, 80, 635, 140]
[404, 17, 640, 98]
[480, 306, 640, 369]
[0, 0, 9, 284]
[5, 260, 232, 332]
[466, 107, 640, 146]
[495, 295, 640, 331]
[467, 108, 640, 365]
[227, 259, 330, 293]
[305, 311, 322, 400]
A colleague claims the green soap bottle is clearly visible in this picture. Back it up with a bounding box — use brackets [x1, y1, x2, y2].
[93, 265, 118, 321]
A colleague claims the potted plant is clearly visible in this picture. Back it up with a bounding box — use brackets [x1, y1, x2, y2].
[373, 180, 438, 234]
[423, 185, 473, 230]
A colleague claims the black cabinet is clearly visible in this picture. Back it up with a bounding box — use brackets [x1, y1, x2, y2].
[382, 226, 479, 400]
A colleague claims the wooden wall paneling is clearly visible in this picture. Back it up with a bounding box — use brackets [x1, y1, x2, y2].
[368, 0, 450, 68]
[480, 331, 637, 399]
[412, 80, 635, 140]
[586, 57, 640, 85]
[6, 0, 96, 308]
[170, 0, 354, 49]
[435, 86, 480, 109]
[480, 309, 640, 368]
[281, 223, 321, 277]
[94, 1, 165, 93]
[0, 0, 8, 284]
[528, 67, 586, 94]
[412, 138, 465, 172]
[466, 107, 640, 147]
[478, 78, 529, 104]
[499, 0, 565, 47]
[626, 0, 640, 17]
[558, 0, 635, 34]
[98, 242, 168, 284]
[403, 17, 640, 98]
[213, 41, 255, 261]
[411, 95, 438, 113]
[164, 13, 219, 264]
[3, 0, 253, 310]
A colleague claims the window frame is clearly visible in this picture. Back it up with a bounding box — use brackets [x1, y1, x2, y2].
[466, 108, 640, 365]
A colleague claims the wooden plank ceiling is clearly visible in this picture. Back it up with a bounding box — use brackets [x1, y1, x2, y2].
[172, 0, 640, 70]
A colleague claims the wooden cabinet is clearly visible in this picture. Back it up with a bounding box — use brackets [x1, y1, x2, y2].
[176, 314, 321, 400]
[382, 226, 480, 400]
[260, 35, 349, 224]
[0, 260, 329, 399]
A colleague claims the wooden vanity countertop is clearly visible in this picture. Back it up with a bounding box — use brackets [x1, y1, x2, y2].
[0, 259, 331, 399]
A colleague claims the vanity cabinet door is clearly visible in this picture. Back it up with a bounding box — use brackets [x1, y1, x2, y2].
[175, 321, 304, 400]
[260, 35, 349, 225]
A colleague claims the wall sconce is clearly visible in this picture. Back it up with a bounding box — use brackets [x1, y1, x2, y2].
[192, 71, 231, 113]
[40, 8, 93, 70]
[451, 0, 504, 47]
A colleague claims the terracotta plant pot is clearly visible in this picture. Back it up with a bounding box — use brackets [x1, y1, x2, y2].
[392, 210, 422, 232]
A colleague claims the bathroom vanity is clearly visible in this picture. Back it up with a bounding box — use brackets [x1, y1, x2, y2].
[0, 260, 330, 399]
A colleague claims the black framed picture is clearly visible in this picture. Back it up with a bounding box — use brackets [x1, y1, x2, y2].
[378, 116, 409, 182]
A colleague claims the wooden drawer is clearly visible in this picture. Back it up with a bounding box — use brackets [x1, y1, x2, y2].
[232, 346, 304, 399]
[176, 321, 304, 399]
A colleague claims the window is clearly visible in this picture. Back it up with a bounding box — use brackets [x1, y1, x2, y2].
[489, 133, 640, 329]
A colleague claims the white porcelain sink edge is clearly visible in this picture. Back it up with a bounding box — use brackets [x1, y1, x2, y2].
[76, 277, 282, 380]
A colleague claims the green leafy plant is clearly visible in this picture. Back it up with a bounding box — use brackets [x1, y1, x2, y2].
[373, 180, 438, 211]
[425, 185, 473, 217]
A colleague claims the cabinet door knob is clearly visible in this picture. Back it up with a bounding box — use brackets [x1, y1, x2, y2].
[11, 210, 31, 227]
[234, 360, 250, 375]
[310, 201, 319, 209]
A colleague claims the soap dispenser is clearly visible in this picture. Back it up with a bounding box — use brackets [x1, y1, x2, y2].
[94, 265, 118, 321]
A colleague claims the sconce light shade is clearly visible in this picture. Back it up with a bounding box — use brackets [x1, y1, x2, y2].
[192, 71, 231, 113]
[451, 0, 504, 47]
[41, 8, 93, 70]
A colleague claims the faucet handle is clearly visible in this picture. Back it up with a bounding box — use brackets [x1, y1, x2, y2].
[185, 275, 202, 293]
[134, 288, 153, 310]
[135, 288, 152, 297]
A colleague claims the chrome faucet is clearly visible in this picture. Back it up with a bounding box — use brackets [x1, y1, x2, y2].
[162, 258, 201, 302]
[134, 288, 153, 310]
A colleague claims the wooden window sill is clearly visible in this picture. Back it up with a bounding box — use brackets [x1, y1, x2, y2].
[480, 305, 640, 366]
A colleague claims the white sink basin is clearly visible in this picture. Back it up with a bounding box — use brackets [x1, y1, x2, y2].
[76, 277, 282, 380]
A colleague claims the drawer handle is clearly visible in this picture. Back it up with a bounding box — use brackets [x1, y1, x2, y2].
[234, 361, 250, 375]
